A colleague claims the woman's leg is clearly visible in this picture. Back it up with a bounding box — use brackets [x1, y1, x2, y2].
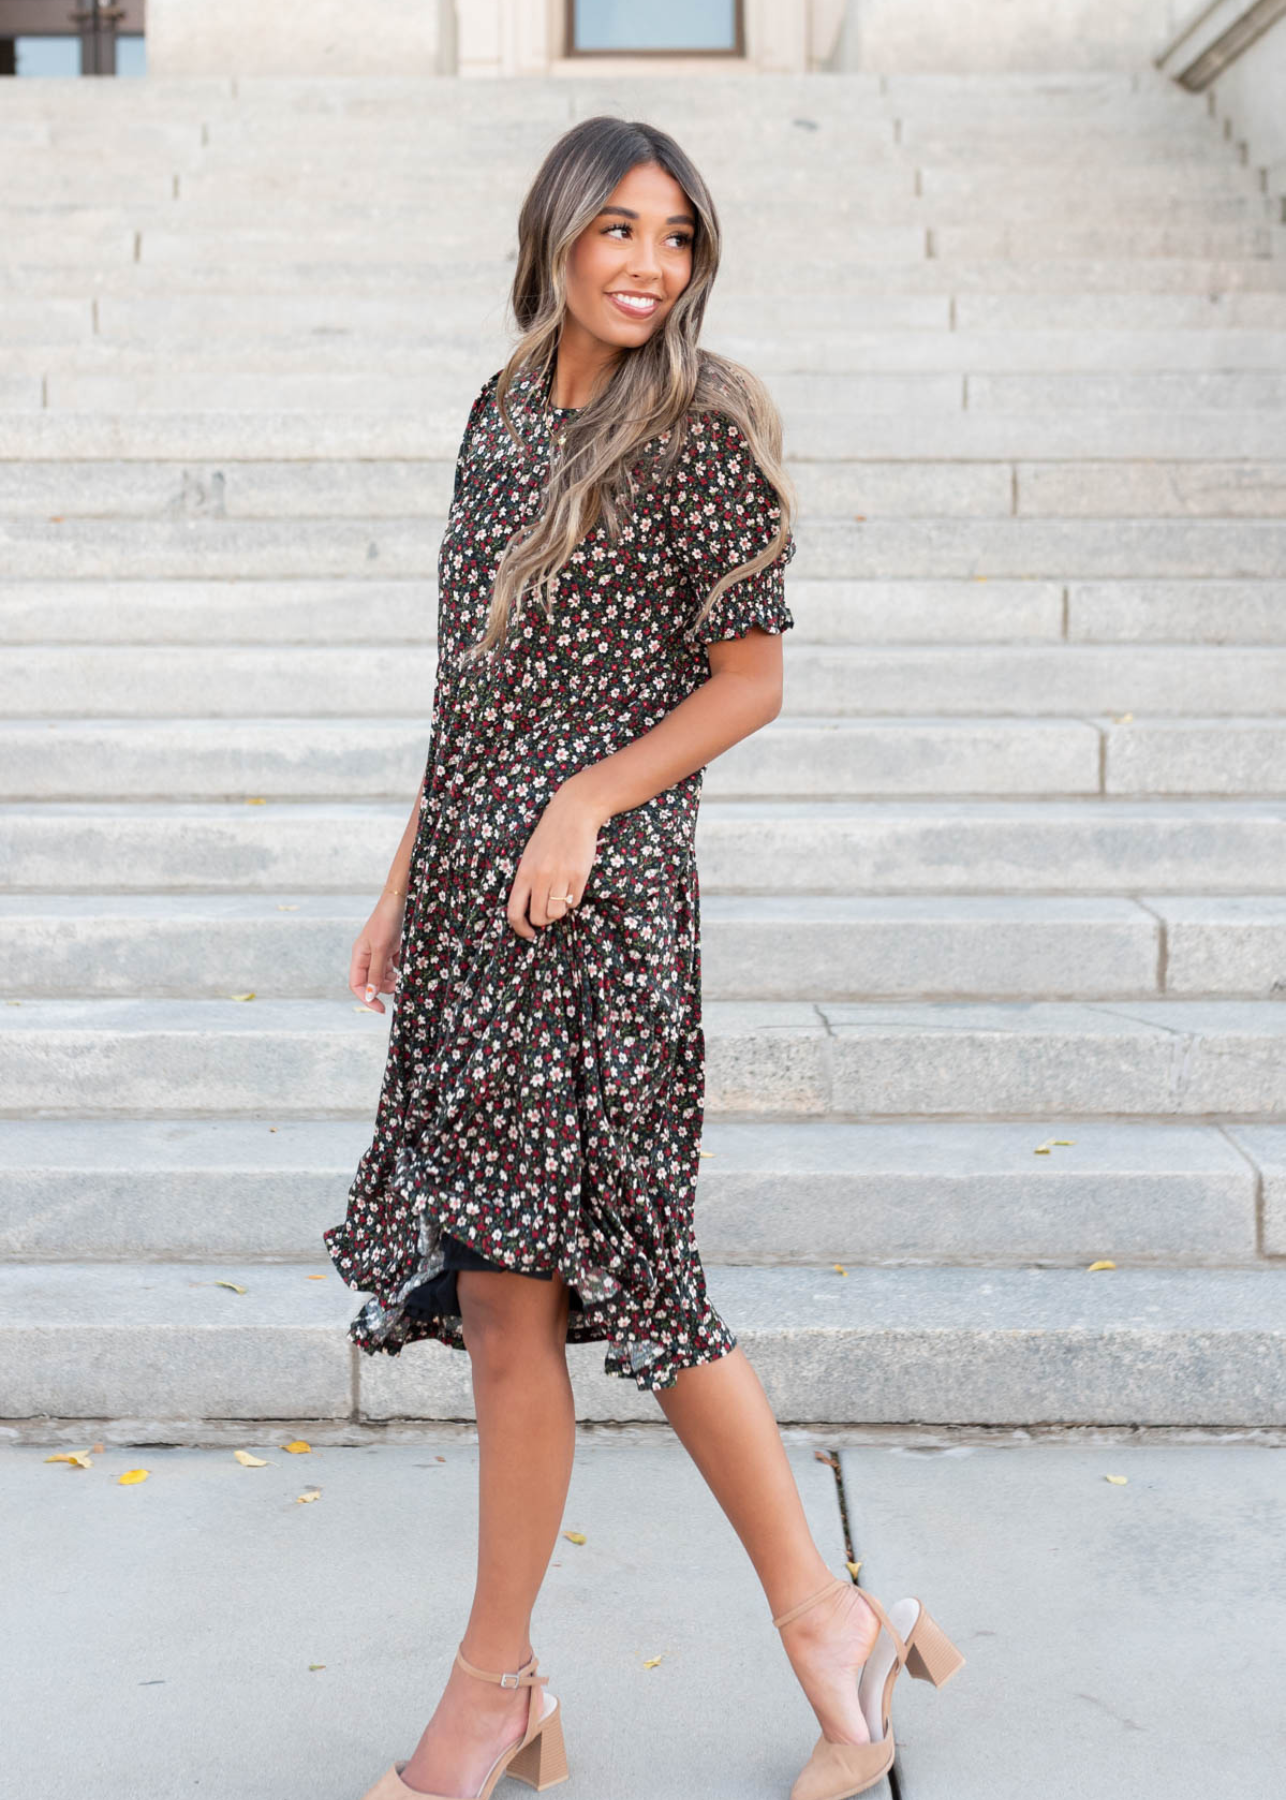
[399, 1268, 576, 1796]
[654, 1343, 882, 1747]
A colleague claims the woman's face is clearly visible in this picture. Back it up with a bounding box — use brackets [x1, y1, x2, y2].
[563, 159, 695, 353]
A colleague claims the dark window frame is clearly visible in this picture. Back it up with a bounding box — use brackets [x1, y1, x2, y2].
[564, 0, 745, 59]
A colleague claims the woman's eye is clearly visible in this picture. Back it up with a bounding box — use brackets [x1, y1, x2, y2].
[604, 223, 691, 249]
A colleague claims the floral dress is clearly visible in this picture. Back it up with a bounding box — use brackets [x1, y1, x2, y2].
[322, 361, 796, 1392]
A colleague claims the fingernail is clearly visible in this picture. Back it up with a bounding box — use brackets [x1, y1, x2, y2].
[364, 984, 375, 1002]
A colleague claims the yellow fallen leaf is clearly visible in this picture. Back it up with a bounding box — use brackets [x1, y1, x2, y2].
[297, 1489, 322, 1503]
[1113, 712, 1134, 724]
[436, 1456, 446, 1463]
[118, 1469, 149, 1484]
[45, 1450, 93, 1467]
[833, 1263, 847, 1276]
[5, 1000, 20, 1006]
[306, 1275, 327, 1282]
[277, 904, 299, 911]
[562, 1530, 587, 1545]
[309, 1662, 326, 1670]
[1087, 1260, 1116, 1272]
[230, 992, 256, 1003]
[642, 1655, 664, 1668]
[698, 1149, 714, 1158]
[1104, 1474, 1128, 1485]
[234, 1450, 269, 1467]
[269, 1127, 278, 1133]
[285, 1440, 312, 1453]
[846, 1560, 863, 1578]
[245, 796, 267, 805]
[215, 1280, 247, 1293]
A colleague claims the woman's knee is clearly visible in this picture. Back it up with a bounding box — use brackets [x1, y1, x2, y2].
[458, 1270, 569, 1372]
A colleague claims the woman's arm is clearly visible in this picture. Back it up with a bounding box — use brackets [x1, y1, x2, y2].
[574, 627, 782, 819]
[384, 771, 427, 895]
[505, 627, 783, 940]
[349, 771, 426, 1011]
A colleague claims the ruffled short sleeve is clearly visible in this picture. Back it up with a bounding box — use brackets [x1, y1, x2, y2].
[665, 409, 797, 647]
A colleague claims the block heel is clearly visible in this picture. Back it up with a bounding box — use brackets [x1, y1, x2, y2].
[358, 1646, 568, 1800]
[507, 1698, 569, 1790]
[771, 1573, 965, 1799]
[904, 1605, 965, 1688]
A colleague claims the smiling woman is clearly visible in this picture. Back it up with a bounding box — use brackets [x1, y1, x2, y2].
[320, 109, 957, 1800]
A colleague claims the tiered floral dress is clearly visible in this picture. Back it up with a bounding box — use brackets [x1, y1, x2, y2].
[322, 362, 796, 1392]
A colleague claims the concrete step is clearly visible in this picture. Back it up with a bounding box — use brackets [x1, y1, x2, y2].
[1014, 462, 1286, 517]
[9, 408, 1286, 460]
[955, 293, 1286, 330]
[5, 643, 1285, 718]
[5, 579, 1283, 648]
[9, 257, 1286, 300]
[4, 1257, 1284, 1425]
[3, 798, 1283, 895]
[24, 288, 1286, 338]
[15, 329, 1286, 378]
[1104, 719, 1286, 796]
[6, 516, 1286, 583]
[7, 185, 1271, 231]
[3, 893, 1282, 1002]
[0, 1116, 1266, 1265]
[2, 996, 1284, 1120]
[0, 715, 1109, 801]
[21, 366, 1286, 417]
[0, 579, 439, 645]
[930, 223, 1276, 259]
[5, 715, 1284, 801]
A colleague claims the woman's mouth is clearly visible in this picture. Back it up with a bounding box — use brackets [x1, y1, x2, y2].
[608, 292, 660, 319]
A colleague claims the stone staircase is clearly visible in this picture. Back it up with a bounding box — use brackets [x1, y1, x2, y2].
[2, 69, 1285, 1431]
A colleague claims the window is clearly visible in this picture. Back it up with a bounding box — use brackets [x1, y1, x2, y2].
[568, 0, 742, 56]
[0, 2, 145, 77]
[12, 35, 82, 76]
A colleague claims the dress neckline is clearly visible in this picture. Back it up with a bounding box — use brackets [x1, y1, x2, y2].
[536, 363, 582, 417]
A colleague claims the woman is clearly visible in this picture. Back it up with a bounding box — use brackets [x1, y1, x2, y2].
[323, 116, 961, 1800]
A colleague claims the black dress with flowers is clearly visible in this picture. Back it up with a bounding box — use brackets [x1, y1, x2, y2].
[322, 362, 796, 1393]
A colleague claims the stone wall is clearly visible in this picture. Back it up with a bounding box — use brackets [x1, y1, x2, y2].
[144, 0, 1196, 78]
[826, 0, 1191, 71]
[145, 0, 448, 77]
[1207, 12, 1286, 200]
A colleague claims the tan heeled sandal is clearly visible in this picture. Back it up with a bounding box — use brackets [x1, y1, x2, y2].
[358, 1645, 570, 1800]
[772, 1573, 964, 1800]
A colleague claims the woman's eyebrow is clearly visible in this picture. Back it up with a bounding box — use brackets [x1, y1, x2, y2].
[597, 204, 697, 227]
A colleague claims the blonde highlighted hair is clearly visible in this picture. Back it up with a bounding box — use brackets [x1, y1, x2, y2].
[462, 114, 796, 662]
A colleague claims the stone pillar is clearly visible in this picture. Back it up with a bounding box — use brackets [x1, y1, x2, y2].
[454, 0, 556, 78]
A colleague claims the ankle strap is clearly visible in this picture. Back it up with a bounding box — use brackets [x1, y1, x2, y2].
[770, 1577, 910, 1664]
[771, 1574, 849, 1630]
[455, 1645, 547, 1689]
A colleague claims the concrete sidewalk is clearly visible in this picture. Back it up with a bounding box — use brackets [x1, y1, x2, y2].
[1, 1428, 1282, 1799]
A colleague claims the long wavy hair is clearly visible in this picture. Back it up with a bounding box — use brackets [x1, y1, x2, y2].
[461, 114, 796, 662]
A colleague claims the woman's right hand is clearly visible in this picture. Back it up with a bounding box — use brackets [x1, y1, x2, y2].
[349, 892, 406, 1014]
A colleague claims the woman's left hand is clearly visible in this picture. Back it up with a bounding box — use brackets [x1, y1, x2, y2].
[506, 777, 605, 940]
